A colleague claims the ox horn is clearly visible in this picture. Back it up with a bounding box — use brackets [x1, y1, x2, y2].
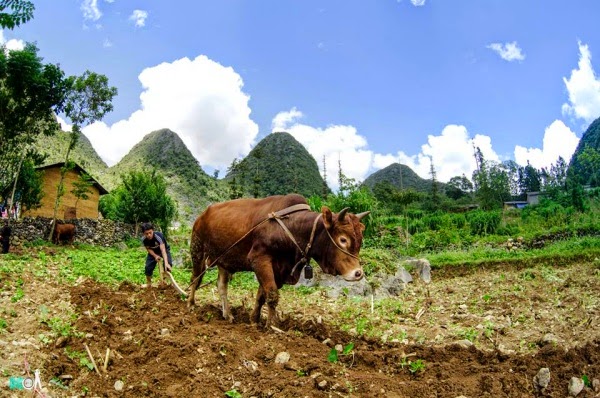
[338, 207, 350, 222]
[355, 211, 371, 221]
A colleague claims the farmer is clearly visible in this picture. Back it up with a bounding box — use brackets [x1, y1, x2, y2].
[0, 220, 11, 254]
[141, 222, 172, 288]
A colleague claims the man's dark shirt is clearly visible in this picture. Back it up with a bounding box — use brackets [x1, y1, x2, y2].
[142, 231, 169, 256]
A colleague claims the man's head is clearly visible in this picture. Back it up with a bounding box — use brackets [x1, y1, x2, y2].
[141, 222, 154, 239]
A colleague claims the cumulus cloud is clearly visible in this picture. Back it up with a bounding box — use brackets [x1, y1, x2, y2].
[272, 110, 373, 191]
[374, 125, 500, 183]
[487, 41, 525, 62]
[81, 0, 102, 21]
[0, 31, 25, 51]
[411, 0, 426, 6]
[271, 111, 496, 189]
[561, 42, 600, 124]
[129, 10, 148, 28]
[514, 120, 579, 169]
[81, 55, 259, 169]
[102, 39, 113, 48]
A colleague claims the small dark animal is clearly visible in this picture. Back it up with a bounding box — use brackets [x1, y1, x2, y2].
[188, 194, 369, 327]
[53, 222, 76, 245]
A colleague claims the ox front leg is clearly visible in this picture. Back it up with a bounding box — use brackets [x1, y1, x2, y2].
[217, 267, 234, 322]
[251, 256, 279, 328]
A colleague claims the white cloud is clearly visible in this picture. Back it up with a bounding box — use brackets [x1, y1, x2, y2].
[561, 42, 600, 124]
[81, 0, 102, 21]
[82, 55, 259, 169]
[411, 0, 426, 6]
[271, 111, 496, 189]
[102, 39, 113, 48]
[374, 125, 500, 183]
[487, 41, 525, 62]
[0, 31, 25, 51]
[129, 10, 148, 28]
[514, 120, 579, 169]
[104, 0, 114, 3]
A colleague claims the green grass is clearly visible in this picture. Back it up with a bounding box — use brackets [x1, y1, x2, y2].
[427, 236, 600, 268]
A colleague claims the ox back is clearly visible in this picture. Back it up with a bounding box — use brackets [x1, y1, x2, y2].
[188, 193, 368, 328]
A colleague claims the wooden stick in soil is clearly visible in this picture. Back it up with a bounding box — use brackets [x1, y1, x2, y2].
[84, 343, 101, 375]
[103, 348, 110, 373]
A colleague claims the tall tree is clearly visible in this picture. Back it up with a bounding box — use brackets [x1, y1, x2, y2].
[472, 147, 511, 210]
[0, 0, 35, 29]
[49, 71, 117, 239]
[518, 161, 541, 198]
[0, 44, 69, 221]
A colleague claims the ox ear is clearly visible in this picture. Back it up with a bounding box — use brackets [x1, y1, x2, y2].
[321, 206, 334, 230]
[355, 211, 370, 221]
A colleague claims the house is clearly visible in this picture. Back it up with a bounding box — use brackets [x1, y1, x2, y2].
[21, 162, 108, 219]
[503, 191, 541, 210]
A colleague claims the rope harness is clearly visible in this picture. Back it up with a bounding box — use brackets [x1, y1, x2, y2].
[187, 204, 358, 291]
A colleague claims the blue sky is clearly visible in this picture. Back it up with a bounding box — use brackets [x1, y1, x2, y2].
[3, 0, 600, 189]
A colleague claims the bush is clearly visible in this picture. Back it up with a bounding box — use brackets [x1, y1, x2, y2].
[466, 210, 501, 236]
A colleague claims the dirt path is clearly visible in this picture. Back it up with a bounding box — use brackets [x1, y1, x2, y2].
[1, 258, 599, 397]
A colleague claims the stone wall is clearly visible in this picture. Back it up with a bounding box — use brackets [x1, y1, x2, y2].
[7, 217, 136, 247]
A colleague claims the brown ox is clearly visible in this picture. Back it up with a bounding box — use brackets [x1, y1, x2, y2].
[188, 194, 369, 327]
[53, 223, 76, 245]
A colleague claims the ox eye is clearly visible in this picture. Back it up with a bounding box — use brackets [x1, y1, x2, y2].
[339, 237, 348, 246]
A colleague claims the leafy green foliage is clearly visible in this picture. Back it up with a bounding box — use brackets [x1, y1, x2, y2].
[0, 0, 35, 29]
[100, 170, 176, 234]
[0, 43, 69, 201]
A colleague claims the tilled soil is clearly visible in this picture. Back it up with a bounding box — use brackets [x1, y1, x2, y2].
[1, 258, 599, 397]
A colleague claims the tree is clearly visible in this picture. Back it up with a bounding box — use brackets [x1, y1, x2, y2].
[71, 173, 94, 214]
[446, 175, 473, 200]
[49, 71, 117, 239]
[100, 170, 176, 235]
[0, 44, 69, 222]
[518, 161, 541, 198]
[0, 0, 35, 29]
[472, 147, 511, 210]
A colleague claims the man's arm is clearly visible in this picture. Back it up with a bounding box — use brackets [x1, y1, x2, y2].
[159, 243, 171, 272]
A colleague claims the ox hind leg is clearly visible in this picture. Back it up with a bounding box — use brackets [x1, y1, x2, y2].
[217, 267, 234, 322]
[187, 253, 208, 309]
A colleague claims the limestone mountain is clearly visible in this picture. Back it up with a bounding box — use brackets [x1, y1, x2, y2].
[568, 116, 600, 186]
[226, 132, 329, 198]
[35, 130, 108, 183]
[106, 128, 227, 223]
[362, 163, 436, 193]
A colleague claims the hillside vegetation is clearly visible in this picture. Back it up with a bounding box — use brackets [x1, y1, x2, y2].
[105, 128, 228, 223]
[226, 132, 329, 198]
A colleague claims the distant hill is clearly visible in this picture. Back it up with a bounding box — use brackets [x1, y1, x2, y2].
[362, 163, 436, 193]
[106, 128, 228, 223]
[35, 130, 108, 183]
[225, 132, 329, 197]
[568, 116, 600, 186]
